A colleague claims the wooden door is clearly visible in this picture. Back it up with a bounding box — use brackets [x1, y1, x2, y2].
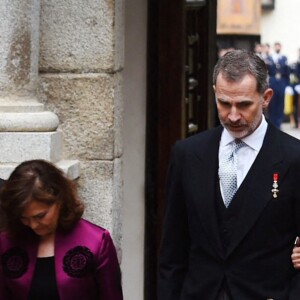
[145, 1, 217, 299]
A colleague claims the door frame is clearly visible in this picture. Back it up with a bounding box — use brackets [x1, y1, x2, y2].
[145, 1, 217, 299]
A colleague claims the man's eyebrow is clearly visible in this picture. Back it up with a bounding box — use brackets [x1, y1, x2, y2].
[216, 98, 253, 103]
[216, 97, 228, 102]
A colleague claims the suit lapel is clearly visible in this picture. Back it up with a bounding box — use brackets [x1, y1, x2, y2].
[192, 126, 225, 258]
[225, 125, 288, 257]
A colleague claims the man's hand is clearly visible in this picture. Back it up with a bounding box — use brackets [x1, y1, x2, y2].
[292, 237, 300, 269]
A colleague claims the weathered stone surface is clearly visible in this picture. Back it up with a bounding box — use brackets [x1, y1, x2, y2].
[113, 73, 123, 158]
[0, 98, 44, 112]
[0, 0, 39, 98]
[39, 0, 124, 72]
[77, 159, 123, 257]
[0, 159, 80, 181]
[0, 131, 62, 163]
[112, 157, 123, 258]
[0, 111, 59, 131]
[114, 0, 125, 70]
[56, 159, 80, 180]
[38, 73, 122, 160]
[0, 0, 124, 265]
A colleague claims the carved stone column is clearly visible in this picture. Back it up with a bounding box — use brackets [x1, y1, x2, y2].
[0, 0, 79, 179]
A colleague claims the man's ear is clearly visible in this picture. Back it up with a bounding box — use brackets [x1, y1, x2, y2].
[262, 88, 273, 109]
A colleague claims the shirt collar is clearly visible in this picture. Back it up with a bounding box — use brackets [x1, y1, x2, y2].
[272, 53, 282, 63]
[220, 114, 268, 151]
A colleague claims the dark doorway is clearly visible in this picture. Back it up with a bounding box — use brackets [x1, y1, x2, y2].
[217, 34, 260, 53]
[145, 0, 217, 299]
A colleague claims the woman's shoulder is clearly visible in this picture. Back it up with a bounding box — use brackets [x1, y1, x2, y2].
[0, 231, 16, 243]
[71, 218, 111, 239]
[79, 218, 106, 230]
[0, 231, 17, 252]
[0, 231, 9, 244]
[60, 219, 116, 255]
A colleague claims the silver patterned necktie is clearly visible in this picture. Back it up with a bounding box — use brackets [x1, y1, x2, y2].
[219, 139, 245, 208]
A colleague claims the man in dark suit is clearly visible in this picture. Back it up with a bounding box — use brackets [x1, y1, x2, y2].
[158, 50, 300, 300]
[268, 42, 290, 129]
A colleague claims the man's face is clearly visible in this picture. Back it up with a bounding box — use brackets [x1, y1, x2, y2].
[214, 73, 272, 139]
[274, 43, 281, 53]
[263, 45, 270, 54]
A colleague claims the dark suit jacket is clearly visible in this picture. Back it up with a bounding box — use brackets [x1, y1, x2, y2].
[269, 55, 290, 96]
[158, 124, 300, 300]
[0, 179, 4, 189]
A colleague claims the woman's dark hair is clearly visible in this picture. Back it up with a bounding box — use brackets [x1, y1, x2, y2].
[0, 159, 84, 237]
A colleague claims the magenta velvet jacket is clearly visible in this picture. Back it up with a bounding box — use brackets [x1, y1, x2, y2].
[0, 218, 123, 300]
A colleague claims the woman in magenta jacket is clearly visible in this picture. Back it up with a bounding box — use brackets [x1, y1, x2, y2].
[0, 159, 123, 300]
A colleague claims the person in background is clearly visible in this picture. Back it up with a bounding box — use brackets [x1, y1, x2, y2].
[158, 50, 300, 300]
[283, 85, 296, 127]
[261, 43, 270, 58]
[0, 159, 123, 300]
[267, 42, 290, 128]
[260, 43, 275, 123]
[254, 42, 263, 58]
[289, 48, 300, 128]
[261, 43, 273, 67]
[294, 48, 300, 80]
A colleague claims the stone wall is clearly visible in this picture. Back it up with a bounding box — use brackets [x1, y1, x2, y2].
[38, 0, 124, 255]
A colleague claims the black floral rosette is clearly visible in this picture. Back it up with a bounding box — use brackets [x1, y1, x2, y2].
[1, 247, 29, 278]
[63, 246, 94, 278]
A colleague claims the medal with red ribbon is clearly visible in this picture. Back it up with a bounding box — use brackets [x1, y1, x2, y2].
[271, 173, 279, 198]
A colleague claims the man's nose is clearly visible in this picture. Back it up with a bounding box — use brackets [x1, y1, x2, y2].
[228, 108, 240, 122]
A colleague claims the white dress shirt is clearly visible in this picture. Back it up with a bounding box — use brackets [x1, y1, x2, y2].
[272, 53, 281, 64]
[219, 115, 268, 196]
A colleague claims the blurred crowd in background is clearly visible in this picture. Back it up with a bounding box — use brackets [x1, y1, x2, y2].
[219, 42, 300, 130]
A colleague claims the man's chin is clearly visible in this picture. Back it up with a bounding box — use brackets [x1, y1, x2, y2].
[226, 126, 248, 139]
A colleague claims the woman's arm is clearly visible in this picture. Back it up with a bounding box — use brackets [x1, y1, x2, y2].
[94, 230, 123, 300]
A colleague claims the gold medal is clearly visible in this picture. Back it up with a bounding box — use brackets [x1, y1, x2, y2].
[275, 73, 281, 80]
